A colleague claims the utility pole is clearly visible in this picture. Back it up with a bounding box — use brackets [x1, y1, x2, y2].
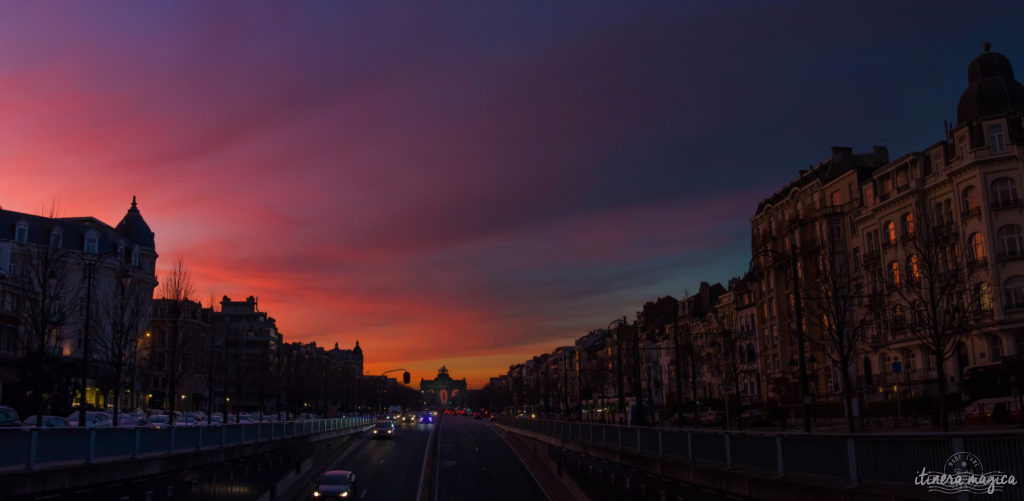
[79, 261, 96, 427]
[631, 320, 644, 425]
[672, 303, 684, 428]
[613, 317, 626, 423]
[790, 240, 812, 433]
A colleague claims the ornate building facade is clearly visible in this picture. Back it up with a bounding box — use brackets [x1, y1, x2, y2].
[420, 366, 467, 407]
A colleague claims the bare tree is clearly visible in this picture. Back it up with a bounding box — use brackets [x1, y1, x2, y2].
[95, 266, 148, 427]
[885, 205, 984, 431]
[11, 205, 81, 426]
[804, 240, 874, 433]
[158, 258, 195, 425]
[709, 320, 743, 429]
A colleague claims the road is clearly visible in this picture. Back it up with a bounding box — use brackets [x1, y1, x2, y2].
[436, 416, 547, 501]
[294, 416, 546, 501]
[297, 420, 432, 501]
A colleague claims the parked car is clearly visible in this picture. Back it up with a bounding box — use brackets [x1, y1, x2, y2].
[964, 397, 1023, 424]
[21, 415, 71, 428]
[0, 406, 21, 427]
[740, 408, 777, 427]
[67, 411, 112, 428]
[313, 470, 358, 499]
[112, 415, 149, 427]
[147, 415, 171, 429]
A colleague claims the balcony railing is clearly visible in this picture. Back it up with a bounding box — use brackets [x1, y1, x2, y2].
[961, 206, 982, 219]
[991, 198, 1022, 211]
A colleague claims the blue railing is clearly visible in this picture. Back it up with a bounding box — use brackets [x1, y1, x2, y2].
[507, 418, 1024, 501]
[0, 416, 372, 471]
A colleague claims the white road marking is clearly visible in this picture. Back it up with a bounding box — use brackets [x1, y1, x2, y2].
[361, 489, 368, 498]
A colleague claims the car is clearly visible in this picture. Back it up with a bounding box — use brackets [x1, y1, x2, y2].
[473, 413, 482, 420]
[111, 415, 149, 427]
[147, 415, 171, 429]
[418, 414, 434, 423]
[965, 397, 1023, 424]
[489, 415, 496, 422]
[21, 415, 71, 428]
[67, 411, 113, 428]
[371, 420, 395, 439]
[313, 470, 358, 498]
[740, 408, 776, 427]
[0, 406, 21, 428]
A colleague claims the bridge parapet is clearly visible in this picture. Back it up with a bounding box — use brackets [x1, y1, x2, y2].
[0, 416, 372, 498]
[502, 418, 1024, 500]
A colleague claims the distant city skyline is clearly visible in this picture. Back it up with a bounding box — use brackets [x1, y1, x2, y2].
[2, 1, 1023, 387]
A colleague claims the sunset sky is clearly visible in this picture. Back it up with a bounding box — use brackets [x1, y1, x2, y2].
[2, 1, 1022, 387]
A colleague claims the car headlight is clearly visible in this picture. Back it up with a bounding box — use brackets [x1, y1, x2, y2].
[341, 492, 349, 497]
[372, 430, 378, 434]
[313, 491, 321, 497]
[387, 429, 392, 433]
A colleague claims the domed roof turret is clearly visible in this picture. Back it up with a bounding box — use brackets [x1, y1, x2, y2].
[115, 196, 155, 250]
[353, 340, 362, 355]
[956, 42, 1024, 125]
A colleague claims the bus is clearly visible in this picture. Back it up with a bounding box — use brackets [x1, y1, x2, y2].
[961, 356, 1024, 423]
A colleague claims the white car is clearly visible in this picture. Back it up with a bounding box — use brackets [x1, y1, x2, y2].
[21, 415, 71, 428]
[67, 411, 112, 428]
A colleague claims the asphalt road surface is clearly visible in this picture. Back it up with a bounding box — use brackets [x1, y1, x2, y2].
[436, 416, 547, 501]
[300, 420, 432, 501]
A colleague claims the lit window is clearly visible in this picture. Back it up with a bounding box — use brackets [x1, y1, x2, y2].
[885, 221, 896, 244]
[991, 178, 1019, 208]
[989, 125, 1005, 153]
[890, 261, 901, 286]
[962, 186, 978, 213]
[902, 213, 914, 237]
[830, 190, 841, 206]
[968, 232, 986, 262]
[909, 255, 919, 281]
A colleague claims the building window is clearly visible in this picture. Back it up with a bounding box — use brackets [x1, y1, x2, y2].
[830, 190, 841, 206]
[84, 234, 99, 254]
[885, 221, 896, 245]
[968, 232, 986, 262]
[49, 229, 62, 248]
[890, 261, 900, 287]
[131, 246, 140, 267]
[991, 177, 1020, 208]
[978, 282, 993, 312]
[997, 225, 1023, 258]
[902, 212, 914, 237]
[957, 135, 967, 161]
[962, 186, 979, 214]
[1005, 276, 1024, 310]
[989, 125, 1005, 153]
[990, 336, 1004, 362]
[863, 185, 874, 208]
[14, 223, 28, 244]
[909, 254, 920, 281]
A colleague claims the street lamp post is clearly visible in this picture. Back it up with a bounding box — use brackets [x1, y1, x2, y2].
[375, 369, 410, 415]
[76, 250, 125, 427]
[609, 317, 627, 423]
[750, 242, 812, 433]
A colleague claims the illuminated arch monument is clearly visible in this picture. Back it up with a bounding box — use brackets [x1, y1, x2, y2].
[420, 366, 467, 407]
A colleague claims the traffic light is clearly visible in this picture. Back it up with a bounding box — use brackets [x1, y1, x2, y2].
[403, 371, 411, 384]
